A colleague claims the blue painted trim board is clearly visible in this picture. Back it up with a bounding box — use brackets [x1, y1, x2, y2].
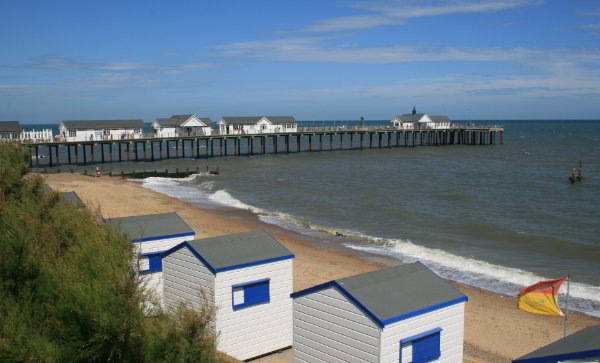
[512, 350, 600, 363]
[131, 232, 196, 243]
[291, 281, 468, 327]
[161, 241, 294, 274]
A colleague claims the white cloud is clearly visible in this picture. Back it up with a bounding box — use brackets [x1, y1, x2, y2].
[301, 0, 541, 33]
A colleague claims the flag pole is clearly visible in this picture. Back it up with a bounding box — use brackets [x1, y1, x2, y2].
[564, 275, 570, 337]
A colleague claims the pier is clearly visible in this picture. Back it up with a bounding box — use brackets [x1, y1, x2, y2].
[28, 125, 503, 168]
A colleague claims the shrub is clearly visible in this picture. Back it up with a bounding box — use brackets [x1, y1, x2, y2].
[0, 144, 223, 362]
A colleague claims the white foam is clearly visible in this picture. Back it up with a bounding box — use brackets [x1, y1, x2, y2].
[208, 190, 264, 213]
[133, 176, 600, 317]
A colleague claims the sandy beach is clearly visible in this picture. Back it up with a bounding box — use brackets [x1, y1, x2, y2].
[43, 173, 599, 362]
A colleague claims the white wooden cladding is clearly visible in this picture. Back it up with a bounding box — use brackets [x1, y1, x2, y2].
[293, 287, 465, 363]
[163, 246, 215, 308]
[163, 249, 293, 361]
[381, 302, 465, 363]
[214, 259, 293, 360]
[293, 286, 381, 363]
[134, 235, 193, 255]
[134, 235, 195, 302]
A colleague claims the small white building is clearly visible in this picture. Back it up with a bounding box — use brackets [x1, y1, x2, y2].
[59, 119, 144, 142]
[0, 121, 53, 142]
[218, 116, 297, 135]
[162, 230, 295, 360]
[0, 121, 22, 141]
[152, 114, 213, 138]
[105, 212, 196, 298]
[391, 109, 451, 130]
[291, 262, 468, 363]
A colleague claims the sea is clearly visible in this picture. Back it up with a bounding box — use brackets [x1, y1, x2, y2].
[30, 120, 600, 317]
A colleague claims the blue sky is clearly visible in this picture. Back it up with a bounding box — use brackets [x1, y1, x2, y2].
[1, 0, 599, 123]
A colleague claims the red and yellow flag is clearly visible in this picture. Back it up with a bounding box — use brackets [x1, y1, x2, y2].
[517, 278, 568, 316]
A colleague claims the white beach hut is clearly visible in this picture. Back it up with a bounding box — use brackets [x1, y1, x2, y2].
[105, 212, 196, 297]
[291, 262, 468, 363]
[161, 230, 295, 360]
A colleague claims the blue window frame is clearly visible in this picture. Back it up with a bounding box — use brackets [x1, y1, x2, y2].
[139, 253, 162, 274]
[400, 327, 442, 363]
[232, 278, 270, 310]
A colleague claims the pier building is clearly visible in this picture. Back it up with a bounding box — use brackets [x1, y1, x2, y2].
[0, 121, 22, 140]
[391, 108, 451, 130]
[218, 116, 297, 135]
[59, 119, 144, 142]
[0, 121, 53, 142]
[152, 114, 212, 137]
[291, 262, 467, 363]
[162, 230, 294, 360]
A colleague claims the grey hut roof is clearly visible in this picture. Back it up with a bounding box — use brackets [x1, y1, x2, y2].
[165, 230, 294, 273]
[62, 120, 144, 130]
[291, 262, 467, 327]
[155, 115, 212, 127]
[513, 325, 600, 363]
[0, 121, 22, 132]
[220, 116, 296, 125]
[39, 184, 85, 208]
[61, 191, 85, 208]
[106, 212, 195, 242]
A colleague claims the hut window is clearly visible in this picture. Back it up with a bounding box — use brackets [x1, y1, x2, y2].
[231, 278, 270, 310]
[400, 327, 442, 363]
[139, 253, 162, 274]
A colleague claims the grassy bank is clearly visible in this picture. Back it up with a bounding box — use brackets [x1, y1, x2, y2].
[0, 143, 222, 362]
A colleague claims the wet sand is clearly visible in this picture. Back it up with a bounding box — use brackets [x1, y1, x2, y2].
[43, 173, 600, 362]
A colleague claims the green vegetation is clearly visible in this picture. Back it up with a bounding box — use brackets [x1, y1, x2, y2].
[0, 143, 222, 362]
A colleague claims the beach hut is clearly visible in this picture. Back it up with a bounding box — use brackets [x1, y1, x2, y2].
[512, 325, 600, 363]
[290, 262, 467, 363]
[161, 230, 294, 360]
[105, 212, 195, 296]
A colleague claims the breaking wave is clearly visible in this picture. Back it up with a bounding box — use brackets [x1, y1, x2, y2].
[136, 176, 600, 317]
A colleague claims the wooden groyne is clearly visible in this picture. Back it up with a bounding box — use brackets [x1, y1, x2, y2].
[28, 126, 503, 167]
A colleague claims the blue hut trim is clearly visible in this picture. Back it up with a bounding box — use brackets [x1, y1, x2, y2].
[162, 241, 294, 275]
[290, 281, 467, 328]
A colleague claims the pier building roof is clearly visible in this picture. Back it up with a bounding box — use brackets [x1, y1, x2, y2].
[155, 115, 212, 127]
[220, 116, 296, 125]
[61, 120, 144, 129]
[513, 325, 600, 363]
[396, 113, 426, 122]
[291, 261, 467, 326]
[164, 230, 294, 273]
[0, 121, 22, 132]
[106, 212, 195, 242]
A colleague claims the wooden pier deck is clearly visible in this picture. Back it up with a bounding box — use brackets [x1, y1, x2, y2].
[28, 125, 504, 168]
